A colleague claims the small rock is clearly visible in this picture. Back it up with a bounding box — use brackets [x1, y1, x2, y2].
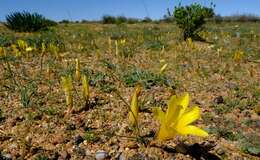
[175, 143, 188, 154]
[25, 135, 32, 144]
[76, 147, 86, 157]
[89, 80, 95, 86]
[216, 147, 225, 155]
[95, 150, 109, 160]
[125, 141, 138, 149]
[15, 116, 25, 122]
[30, 146, 42, 154]
[2, 154, 12, 160]
[202, 141, 216, 150]
[74, 135, 84, 145]
[9, 143, 17, 150]
[225, 82, 238, 90]
[50, 151, 60, 160]
[66, 123, 76, 130]
[214, 96, 224, 104]
[52, 134, 65, 145]
[58, 151, 71, 160]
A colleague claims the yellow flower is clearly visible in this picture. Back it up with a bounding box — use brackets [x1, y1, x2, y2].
[81, 75, 89, 102]
[233, 51, 244, 62]
[187, 38, 194, 48]
[0, 47, 6, 57]
[61, 76, 73, 115]
[48, 43, 60, 59]
[153, 93, 208, 140]
[160, 63, 168, 74]
[75, 58, 81, 81]
[120, 39, 126, 45]
[61, 76, 73, 97]
[17, 39, 28, 51]
[26, 47, 33, 52]
[11, 44, 21, 57]
[108, 37, 112, 53]
[41, 42, 46, 53]
[115, 40, 118, 56]
[128, 84, 142, 126]
[159, 59, 166, 63]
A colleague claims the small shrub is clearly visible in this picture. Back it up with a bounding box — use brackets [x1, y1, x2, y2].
[102, 15, 116, 24]
[116, 16, 127, 24]
[142, 17, 153, 23]
[5, 11, 57, 32]
[121, 66, 173, 89]
[83, 131, 100, 143]
[102, 15, 139, 24]
[240, 134, 260, 155]
[59, 19, 70, 24]
[127, 18, 139, 24]
[173, 3, 214, 40]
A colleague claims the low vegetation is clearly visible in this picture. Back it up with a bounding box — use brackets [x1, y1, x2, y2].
[5, 11, 57, 32]
[0, 9, 259, 159]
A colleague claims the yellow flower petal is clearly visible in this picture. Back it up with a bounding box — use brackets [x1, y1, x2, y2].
[165, 95, 183, 125]
[75, 58, 81, 81]
[152, 107, 165, 123]
[61, 76, 73, 96]
[165, 93, 189, 125]
[157, 124, 177, 140]
[177, 125, 208, 137]
[82, 75, 89, 101]
[160, 63, 168, 74]
[175, 106, 200, 129]
[129, 85, 141, 126]
[26, 47, 33, 52]
[178, 93, 189, 116]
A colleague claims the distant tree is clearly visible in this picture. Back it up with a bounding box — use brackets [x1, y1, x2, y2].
[142, 17, 152, 23]
[173, 3, 215, 40]
[116, 16, 127, 24]
[213, 14, 223, 23]
[102, 15, 116, 24]
[127, 18, 139, 24]
[60, 19, 70, 24]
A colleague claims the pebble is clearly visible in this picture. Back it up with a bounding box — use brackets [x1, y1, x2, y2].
[66, 123, 76, 131]
[76, 147, 86, 157]
[125, 141, 138, 149]
[214, 96, 224, 104]
[115, 152, 126, 160]
[175, 143, 188, 154]
[74, 135, 84, 145]
[202, 141, 216, 150]
[225, 82, 238, 90]
[216, 147, 225, 155]
[58, 151, 71, 160]
[95, 150, 109, 160]
[2, 154, 12, 160]
[52, 134, 65, 145]
[25, 135, 32, 144]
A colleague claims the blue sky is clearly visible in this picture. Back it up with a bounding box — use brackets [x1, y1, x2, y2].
[0, 0, 259, 21]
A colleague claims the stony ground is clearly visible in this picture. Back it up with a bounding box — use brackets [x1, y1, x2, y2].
[0, 22, 259, 159]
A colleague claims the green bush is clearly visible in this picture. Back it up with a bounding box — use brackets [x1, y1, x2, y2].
[5, 11, 57, 32]
[102, 15, 117, 24]
[173, 3, 214, 40]
[142, 17, 153, 23]
[116, 16, 128, 24]
[102, 15, 139, 24]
